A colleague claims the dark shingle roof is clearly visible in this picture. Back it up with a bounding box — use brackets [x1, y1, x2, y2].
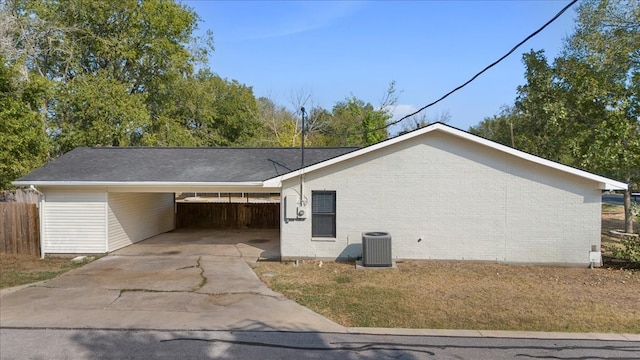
[16, 147, 358, 183]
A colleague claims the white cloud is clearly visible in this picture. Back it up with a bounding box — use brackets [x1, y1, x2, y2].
[387, 104, 419, 122]
[238, 2, 365, 41]
[384, 104, 420, 136]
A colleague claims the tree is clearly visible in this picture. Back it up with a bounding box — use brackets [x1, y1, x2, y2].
[159, 70, 261, 146]
[469, 106, 520, 147]
[0, 56, 49, 189]
[52, 72, 151, 153]
[255, 97, 295, 146]
[1, 0, 215, 154]
[514, 50, 576, 163]
[471, 0, 640, 233]
[399, 111, 451, 135]
[254, 90, 330, 147]
[325, 96, 386, 146]
[564, 0, 640, 234]
[323, 82, 397, 146]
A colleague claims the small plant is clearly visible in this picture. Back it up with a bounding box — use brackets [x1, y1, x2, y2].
[612, 235, 640, 264]
[335, 274, 352, 284]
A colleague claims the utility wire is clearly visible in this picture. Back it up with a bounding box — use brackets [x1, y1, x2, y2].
[334, 0, 579, 138]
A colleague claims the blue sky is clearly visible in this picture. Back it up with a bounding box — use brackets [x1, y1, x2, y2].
[182, 0, 578, 133]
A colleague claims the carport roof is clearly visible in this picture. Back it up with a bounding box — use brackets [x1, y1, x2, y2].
[14, 147, 358, 184]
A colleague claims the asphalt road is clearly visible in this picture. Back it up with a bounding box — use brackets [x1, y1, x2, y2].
[1, 328, 638, 360]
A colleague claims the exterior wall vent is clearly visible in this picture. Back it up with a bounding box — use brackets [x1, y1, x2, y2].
[362, 232, 392, 267]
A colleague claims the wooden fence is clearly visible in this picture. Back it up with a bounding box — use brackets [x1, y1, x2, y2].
[0, 189, 41, 204]
[0, 203, 40, 256]
[176, 203, 280, 229]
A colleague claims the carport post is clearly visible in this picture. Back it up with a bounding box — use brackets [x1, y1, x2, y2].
[40, 198, 45, 259]
[35, 187, 46, 259]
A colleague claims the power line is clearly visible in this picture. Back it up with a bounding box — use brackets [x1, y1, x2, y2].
[335, 0, 579, 138]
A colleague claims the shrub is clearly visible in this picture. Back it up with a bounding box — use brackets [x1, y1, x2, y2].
[613, 235, 640, 264]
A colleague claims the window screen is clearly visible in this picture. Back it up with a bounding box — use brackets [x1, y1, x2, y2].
[312, 191, 336, 238]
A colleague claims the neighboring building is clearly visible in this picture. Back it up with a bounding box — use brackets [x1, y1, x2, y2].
[15, 123, 627, 265]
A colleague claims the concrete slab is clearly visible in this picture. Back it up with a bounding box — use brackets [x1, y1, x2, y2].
[115, 243, 242, 257]
[106, 291, 214, 312]
[114, 229, 280, 261]
[622, 334, 640, 341]
[196, 256, 280, 296]
[0, 229, 342, 332]
[477, 330, 632, 341]
[0, 287, 120, 310]
[345, 328, 639, 341]
[0, 305, 344, 332]
[42, 255, 202, 291]
[347, 327, 483, 337]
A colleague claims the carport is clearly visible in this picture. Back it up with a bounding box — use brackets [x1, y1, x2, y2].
[13, 146, 356, 257]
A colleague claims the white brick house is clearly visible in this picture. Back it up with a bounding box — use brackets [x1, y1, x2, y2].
[266, 123, 626, 265]
[15, 123, 626, 265]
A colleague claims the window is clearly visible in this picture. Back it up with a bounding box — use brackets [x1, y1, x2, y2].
[312, 191, 336, 238]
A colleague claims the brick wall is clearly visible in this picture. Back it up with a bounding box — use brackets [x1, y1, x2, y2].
[280, 131, 600, 265]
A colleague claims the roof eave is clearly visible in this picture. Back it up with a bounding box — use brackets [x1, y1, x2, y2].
[264, 123, 629, 190]
[599, 181, 628, 191]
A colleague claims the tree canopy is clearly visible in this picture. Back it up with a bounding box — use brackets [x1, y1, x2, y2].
[470, 0, 640, 233]
[0, 55, 49, 189]
[0, 0, 397, 189]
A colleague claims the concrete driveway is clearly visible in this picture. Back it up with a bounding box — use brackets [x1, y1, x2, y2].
[0, 229, 342, 332]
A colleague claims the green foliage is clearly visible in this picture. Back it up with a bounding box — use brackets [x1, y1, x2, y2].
[471, 0, 640, 232]
[254, 97, 298, 147]
[157, 70, 261, 146]
[326, 96, 391, 146]
[0, 57, 50, 189]
[34, 0, 206, 86]
[2, 0, 402, 190]
[52, 72, 151, 152]
[612, 235, 640, 264]
[469, 106, 520, 147]
[2, 0, 217, 155]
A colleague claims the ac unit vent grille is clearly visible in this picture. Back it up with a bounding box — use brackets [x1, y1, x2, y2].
[362, 232, 392, 267]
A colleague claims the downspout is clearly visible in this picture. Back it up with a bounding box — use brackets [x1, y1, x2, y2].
[30, 185, 46, 259]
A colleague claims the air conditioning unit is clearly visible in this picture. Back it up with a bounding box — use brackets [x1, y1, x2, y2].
[362, 232, 392, 267]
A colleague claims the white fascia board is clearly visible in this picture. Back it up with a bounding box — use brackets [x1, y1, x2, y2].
[262, 177, 282, 188]
[14, 181, 284, 193]
[263, 122, 628, 190]
[599, 182, 628, 191]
